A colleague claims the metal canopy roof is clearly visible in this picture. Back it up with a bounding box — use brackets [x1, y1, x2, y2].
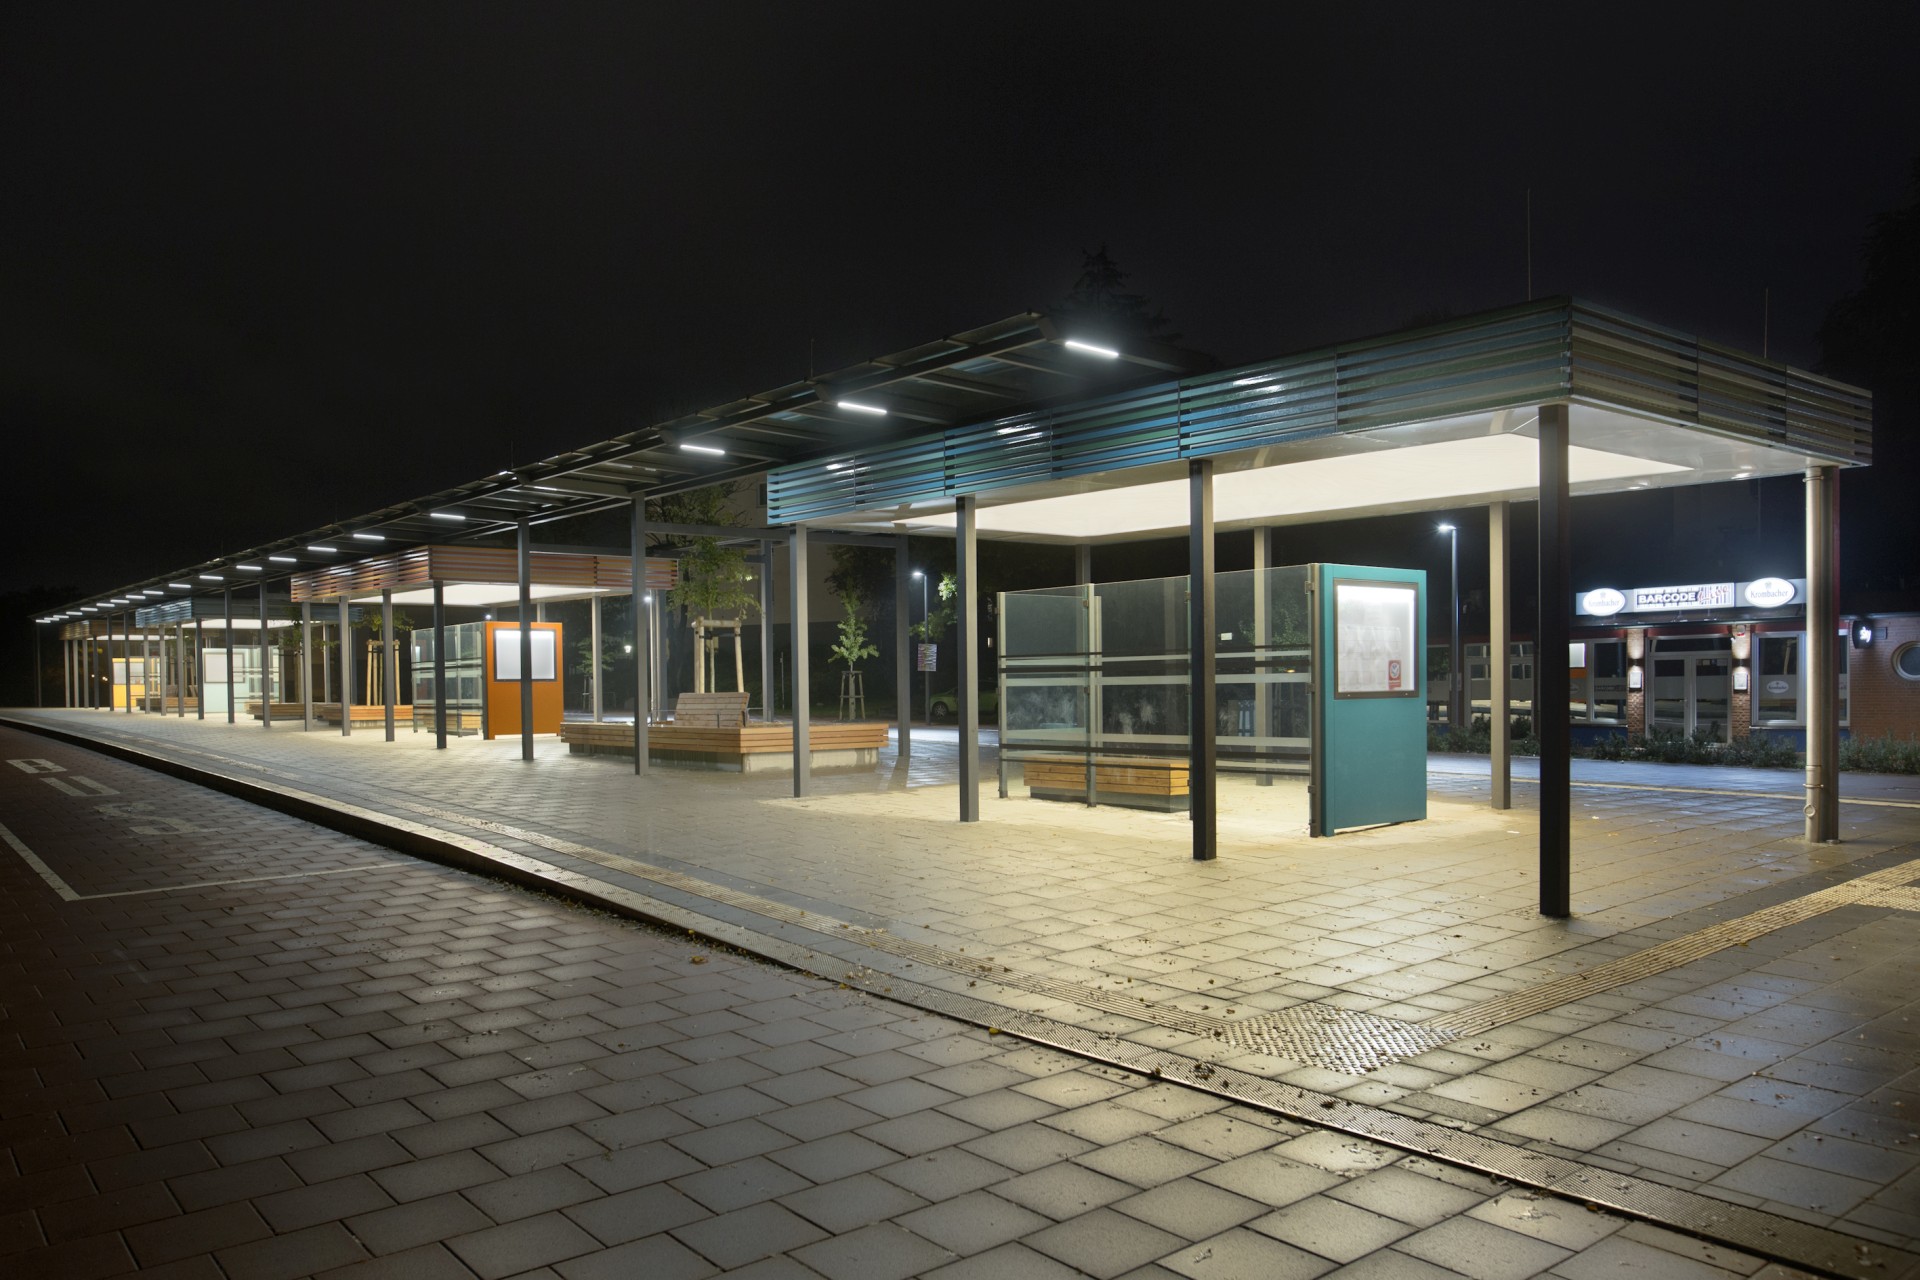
[46, 313, 1209, 621]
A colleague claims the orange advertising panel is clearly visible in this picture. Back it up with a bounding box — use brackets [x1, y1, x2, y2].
[483, 621, 564, 739]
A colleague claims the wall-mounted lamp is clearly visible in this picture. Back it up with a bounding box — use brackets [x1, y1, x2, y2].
[1628, 664, 1644, 691]
[1625, 628, 1646, 661]
[1854, 621, 1874, 648]
[1733, 666, 1750, 692]
[1729, 623, 1751, 662]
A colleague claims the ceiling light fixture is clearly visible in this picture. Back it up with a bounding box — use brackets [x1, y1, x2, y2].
[430, 512, 466, 521]
[237, 564, 262, 571]
[1064, 339, 1120, 359]
[169, 582, 192, 589]
[269, 555, 297, 563]
[837, 400, 887, 416]
[352, 532, 386, 542]
[200, 574, 224, 581]
[308, 545, 337, 553]
[679, 443, 726, 456]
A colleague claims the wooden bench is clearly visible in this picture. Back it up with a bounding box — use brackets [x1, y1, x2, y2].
[244, 700, 307, 720]
[672, 691, 750, 727]
[1022, 755, 1190, 812]
[313, 703, 415, 725]
[560, 718, 889, 773]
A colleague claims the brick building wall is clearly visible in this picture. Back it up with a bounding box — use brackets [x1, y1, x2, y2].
[1848, 615, 1920, 740]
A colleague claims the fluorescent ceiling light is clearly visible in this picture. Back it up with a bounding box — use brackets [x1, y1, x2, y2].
[269, 555, 297, 563]
[237, 564, 262, 571]
[82, 606, 97, 612]
[1437, 523, 1455, 532]
[679, 442, 726, 456]
[837, 400, 887, 416]
[895, 436, 1688, 541]
[308, 545, 337, 553]
[143, 589, 165, 596]
[1064, 339, 1120, 359]
[200, 573, 224, 581]
[430, 512, 466, 521]
[352, 532, 386, 541]
[169, 582, 192, 589]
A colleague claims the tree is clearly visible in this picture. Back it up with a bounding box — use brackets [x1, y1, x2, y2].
[829, 595, 879, 672]
[1053, 244, 1179, 343]
[910, 572, 958, 641]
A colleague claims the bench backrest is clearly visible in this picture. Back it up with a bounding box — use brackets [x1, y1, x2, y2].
[674, 691, 750, 727]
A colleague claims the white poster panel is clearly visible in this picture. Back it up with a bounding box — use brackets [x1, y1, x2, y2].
[1334, 580, 1419, 698]
[493, 628, 558, 681]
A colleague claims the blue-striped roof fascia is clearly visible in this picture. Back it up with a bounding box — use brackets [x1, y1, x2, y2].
[766, 298, 1870, 524]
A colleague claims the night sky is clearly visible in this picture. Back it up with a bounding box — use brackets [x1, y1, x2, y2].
[6, 3, 1918, 606]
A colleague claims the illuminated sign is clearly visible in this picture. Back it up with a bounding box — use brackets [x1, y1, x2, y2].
[1630, 582, 1735, 611]
[1743, 577, 1798, 608]
[1579, 588, 1626, 617]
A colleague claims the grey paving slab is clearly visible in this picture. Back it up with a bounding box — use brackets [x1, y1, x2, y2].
[3, 717, 1916, 1280]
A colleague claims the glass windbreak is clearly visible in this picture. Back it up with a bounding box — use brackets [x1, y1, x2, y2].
[413, 621, 485, 736]
[999, 566, 1312, 773]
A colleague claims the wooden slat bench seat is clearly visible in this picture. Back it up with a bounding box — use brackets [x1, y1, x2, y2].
[560, 718, 889, 773]
[1022, 754, 1190, 811]
[160, 696, 199, 712]
[672, 692, 750, 727]
[313, 703, 415, 725]
[244, 701, 307, 720]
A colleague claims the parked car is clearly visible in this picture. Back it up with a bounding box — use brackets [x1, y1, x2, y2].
[927, 688, 998, 722]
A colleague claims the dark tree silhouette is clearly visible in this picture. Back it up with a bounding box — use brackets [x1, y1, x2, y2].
[1053, 245, 1179, 343]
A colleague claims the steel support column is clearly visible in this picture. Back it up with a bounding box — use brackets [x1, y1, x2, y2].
[338, 598, 352, 737]
[301, 603, 314, 730]
[632, 497, 650, 775]
[790, 527, 810, 797]
[517, 520, 534, 763]
[195, 621, 205, 719]
[140, 626, 150, 712]
[1075, 544, 1093, 587]
[121, 614, 132, 713]
[759, 539, 775, 720]
[1189, 460, 1218, 861]
[956, 495, 979, 822]
[382, 588, 396, 742]
[223, 591, 235, 724]
[1253, 527, 1272, 787]
[1489, 500, 1512, 811]
[1536, 405, 1572, 917]
[260, 581, 273, 729]
[895, 535, 912, 761]
[1805, 466, 1840, 843]
[432, 581, 448, 749]
[589, 595, 603, 723]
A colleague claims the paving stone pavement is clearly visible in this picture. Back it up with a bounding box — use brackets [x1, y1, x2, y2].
[0, 724, 1864, 1280]
[5, 710, 1919, 1272]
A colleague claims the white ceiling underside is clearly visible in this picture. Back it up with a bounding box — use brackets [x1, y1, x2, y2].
[841, 403, 1830, 543]
[348, 583, 617, 608]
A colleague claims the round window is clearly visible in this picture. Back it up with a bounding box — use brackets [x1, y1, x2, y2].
[1896, 642, 1920, 682]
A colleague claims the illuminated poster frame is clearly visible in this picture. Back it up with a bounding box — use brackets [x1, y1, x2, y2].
[1333, 578, 1420, 699]
[492, 627, 558, 682]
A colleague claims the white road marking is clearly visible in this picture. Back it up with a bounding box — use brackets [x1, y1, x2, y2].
[7, 757, 66, 774]
[0, 820, 80, 901]
[94, 801, 208, 835]
[79, 863, 405, 899]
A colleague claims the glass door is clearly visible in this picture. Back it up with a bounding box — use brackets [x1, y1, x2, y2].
[1651, 658, 1687, 734]
[1649, 653, 1730, 741]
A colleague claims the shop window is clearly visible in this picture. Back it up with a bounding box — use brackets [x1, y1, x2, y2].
[1897, 642, 1920, 682]
[1756, 635, 1799, 723]
[1586, 641, 1626, 722]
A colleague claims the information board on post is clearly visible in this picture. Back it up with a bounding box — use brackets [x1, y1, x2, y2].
[916, 643, 938, 673]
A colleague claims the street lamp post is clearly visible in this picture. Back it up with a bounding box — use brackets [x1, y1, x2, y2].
[911, 569, 930, 723]
[1438, 522, 1462, 730]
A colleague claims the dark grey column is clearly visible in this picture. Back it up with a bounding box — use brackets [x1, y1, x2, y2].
[1189, 460, 1217, 861]
[1536, 404, 1572, 917]
[1448, 525, 1464, 731]
[632, 497, 650, 775]
[895, 535, 912, 761]
[518, 519, 534, 762]
[140, 625, 150, 711]
[382, 588, 396, 742]
[790, 527, 811, 796]
[176, 623, 187, 718]
[433, 581, 448, 749]
[195, 621, 205, 719]
[34, 623, 43, 708]
[1805, 466, 1840, 843]
[1253, 526, 1272, 787]
[1489, 500, 1512, 810]
[223, 590, 235, 724]
[759, 539, 775, 721]
[589, 595, 603, 722]
[956, 495, 979, 822]
[260, 581, 273, 729]
[1075, 544, 1093, 587]
[121, 613, 132, 713]
[301, 603, 314, 730]
[338, 597, 352, 737]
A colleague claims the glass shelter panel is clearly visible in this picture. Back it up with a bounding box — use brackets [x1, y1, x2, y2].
[413, 622, 485, 737]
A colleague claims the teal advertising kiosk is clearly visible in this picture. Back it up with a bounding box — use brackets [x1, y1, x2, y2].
[1312, 563, 1428, 836]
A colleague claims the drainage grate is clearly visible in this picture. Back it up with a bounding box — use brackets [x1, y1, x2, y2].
[1220, 1006, 1455, 1073]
